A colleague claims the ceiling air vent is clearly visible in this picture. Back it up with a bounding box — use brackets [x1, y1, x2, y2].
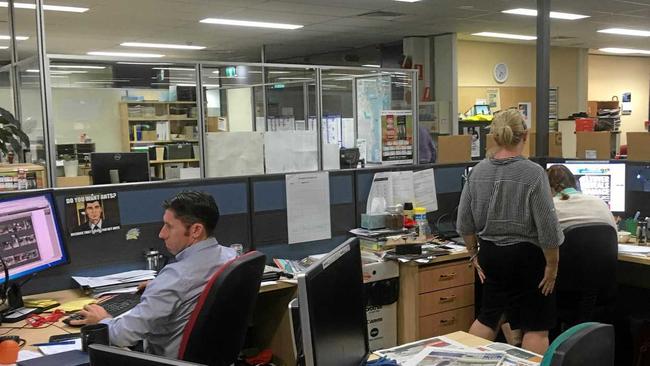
[357, 11, 405, 20]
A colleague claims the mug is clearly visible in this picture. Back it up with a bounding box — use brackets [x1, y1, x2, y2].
[0, 336, 24, 364]
[81, 323, 109, 352]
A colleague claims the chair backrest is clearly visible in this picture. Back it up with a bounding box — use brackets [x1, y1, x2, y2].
[557, 223, 618, 292]
[178, 251, 266, 366]
[90, 344, 206, 366]
[541, 322, 615, 366]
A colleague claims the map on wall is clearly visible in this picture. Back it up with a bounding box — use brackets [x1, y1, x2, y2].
[356, 76, 391, 164]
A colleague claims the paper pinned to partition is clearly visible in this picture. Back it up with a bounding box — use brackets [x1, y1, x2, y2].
[286, 172, 331, 244]
[366, 172, 394, 214]
[414, 168, 438, 212]
[265, 131, 318, 174]
[206, 132, 264, 177]
[393, 171, 415, 206]
[323, 143, 340, 171]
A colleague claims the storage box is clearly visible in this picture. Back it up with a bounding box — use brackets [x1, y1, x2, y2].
[164, 163, 182, 179]
[56, 175, 91, 187]
[527, 132, 563, 157]
[626, 132, 650, 161]
[141, 130, 157, 141]
[165, 144, 193, 160]
[437, 135, 471, 163]
[575, 118, 595, 132]
[576, 132, 612, 159]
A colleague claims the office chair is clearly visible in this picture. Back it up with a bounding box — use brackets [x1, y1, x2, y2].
[541, 322, 615, 366]
[177, 251, 266, 366]
[555, 224, 618, 334]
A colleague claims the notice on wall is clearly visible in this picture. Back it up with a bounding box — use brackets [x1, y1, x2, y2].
[463, 126, 481, 158]
[486, 88, 500, 112]
[206, 132, 264, 177]
[414, 169, 438, 212]
[366, 169, 438, 213]
[381, 110, 413, 165]
[66, 193, 120, 237]
[518, 102, 532, 126]
[286, 172, 331, 244]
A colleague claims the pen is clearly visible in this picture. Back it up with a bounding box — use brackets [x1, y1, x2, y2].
[31, 340, 76, 347]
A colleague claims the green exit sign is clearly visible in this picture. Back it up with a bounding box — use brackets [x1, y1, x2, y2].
[225, 66, 237, 77]
[272, 83, 285, 89]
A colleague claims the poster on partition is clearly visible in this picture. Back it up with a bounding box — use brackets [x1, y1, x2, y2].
[381, 110, 413, 165]
[66, 193, 121, 237]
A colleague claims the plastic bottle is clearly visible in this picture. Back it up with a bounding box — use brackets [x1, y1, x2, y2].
[403, 202, 415, 228]
[414, 207, 430, 239]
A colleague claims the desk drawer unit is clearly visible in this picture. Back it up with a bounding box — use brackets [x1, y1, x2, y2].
[398, 257, 475, 343]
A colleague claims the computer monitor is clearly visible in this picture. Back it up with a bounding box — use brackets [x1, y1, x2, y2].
[89, 344, 204, 365]
[546, 161, 626, 212]
[0, 193, 67, 285]
[294, 238, 368, 366]
[91, 152, 150, 185]
[473, 105, 490, 115]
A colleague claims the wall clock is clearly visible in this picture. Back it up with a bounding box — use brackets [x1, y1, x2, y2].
[493, 63, 508, 83]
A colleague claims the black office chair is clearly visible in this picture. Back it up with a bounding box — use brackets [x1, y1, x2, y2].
[541, 322, 615, 366]
[555, 224, 618, 333]
[177, 251, 266, 366]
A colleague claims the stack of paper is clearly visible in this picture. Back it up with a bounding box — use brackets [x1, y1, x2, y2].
[72, 270, 155, 296]
[618, 244, 650, 255]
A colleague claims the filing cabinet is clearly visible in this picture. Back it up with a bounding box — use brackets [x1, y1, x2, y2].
[397, 254, 475, 343]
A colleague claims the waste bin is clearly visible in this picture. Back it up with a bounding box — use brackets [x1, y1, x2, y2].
[363, 260, 399, 351]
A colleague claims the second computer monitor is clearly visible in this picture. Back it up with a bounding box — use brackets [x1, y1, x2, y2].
[547, 161, 626, 212]
[296, 238, 368, 366]
[91, 152, 150, 185]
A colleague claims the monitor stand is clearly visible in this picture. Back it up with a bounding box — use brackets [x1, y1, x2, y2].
[0, 281, 37, 323]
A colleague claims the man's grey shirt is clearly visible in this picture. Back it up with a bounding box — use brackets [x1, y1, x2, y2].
[102, 237, 237, 358]
[456, 156, 563, 249]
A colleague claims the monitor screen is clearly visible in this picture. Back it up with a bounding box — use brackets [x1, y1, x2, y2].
[91, 152, 150, 185]
[547, 161, 626, 212]
[297, 238, 368, 366]
[0, 193, 67, 284]
[474, 105, 490, 115]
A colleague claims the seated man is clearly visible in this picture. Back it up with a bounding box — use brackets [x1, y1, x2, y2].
[71, 191, 237, 358]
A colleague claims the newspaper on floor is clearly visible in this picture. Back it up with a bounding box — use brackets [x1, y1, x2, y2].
[403, 347, 506, 366]
[375, 336, 470, 364]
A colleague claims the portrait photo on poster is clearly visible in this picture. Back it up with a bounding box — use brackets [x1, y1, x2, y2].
[65, 193, 121, 237]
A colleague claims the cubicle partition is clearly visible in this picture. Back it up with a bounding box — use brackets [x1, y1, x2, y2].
[16, 161, 472, 295]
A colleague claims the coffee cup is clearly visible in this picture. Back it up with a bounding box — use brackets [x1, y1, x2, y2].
[81, 323, 109, 352]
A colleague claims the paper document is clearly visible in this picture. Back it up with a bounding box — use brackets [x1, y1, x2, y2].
[618, 244, 650, 254]
[393, 171, 415, 206]
[265, 131, 318, 174]
[366, 172, 394, 214]
[286, 172, 331, 244]
[206, 132, 264, 177]
[72, 270, 156, 289]
[18, 350, 43, 361]
[414, 169, 438, 212]
[39, 339, 82, 355]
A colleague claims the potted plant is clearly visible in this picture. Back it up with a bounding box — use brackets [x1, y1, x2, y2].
[0, 107, 29, 163]
[61, 154, 78, 177]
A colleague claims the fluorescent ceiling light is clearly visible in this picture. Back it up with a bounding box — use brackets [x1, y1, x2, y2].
[87, 51, 164, 58]
[0, 2, 88, 12]
[472, 32, 537, 40]
[597, 28, 650, 37]
[277, 77, 313, 80]
[26, 69, 39, 73]
[502, 8, 589, 20]
[362, 64, 381, 68]
[200, 18, 303, 30]
[0, 35, 29, 41]
[120, 42, 205, 50]
[117, 62, 171, 65]
[599, 47, 650, 55]
[395, 0, 421, 2]
[212, 70, 220, 74]
[152, 67, 195, 71]
[0, 46, 7, 50]
[50, 65, 106, 69]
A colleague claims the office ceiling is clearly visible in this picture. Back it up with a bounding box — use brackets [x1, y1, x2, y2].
[1, 0, 649, 63]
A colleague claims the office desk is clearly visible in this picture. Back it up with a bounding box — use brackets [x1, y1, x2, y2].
[5, 281, 298, 359]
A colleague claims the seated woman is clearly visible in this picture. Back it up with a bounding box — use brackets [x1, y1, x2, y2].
[546, 165, 617, 231]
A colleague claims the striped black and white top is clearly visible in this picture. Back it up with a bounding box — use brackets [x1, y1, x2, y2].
[456, 156, 564, 249]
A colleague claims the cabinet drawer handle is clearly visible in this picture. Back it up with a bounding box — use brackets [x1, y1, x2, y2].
[439, 272, 456, 280]
[439, 317, 456, 325]
[439, 295, 456, 303]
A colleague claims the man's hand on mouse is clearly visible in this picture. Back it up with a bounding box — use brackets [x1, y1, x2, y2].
[68, 304, 111, 326]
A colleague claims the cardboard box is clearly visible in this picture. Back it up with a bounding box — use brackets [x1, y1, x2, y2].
[627, 132, 650, 161]
[576, 132, 612, 159]
[437, 135, 471, 163]
[56, 175, 91, 187]
[528, 132, 563, 157]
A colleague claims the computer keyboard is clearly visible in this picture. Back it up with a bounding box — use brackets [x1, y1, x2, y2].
[63, 293, 141, 327]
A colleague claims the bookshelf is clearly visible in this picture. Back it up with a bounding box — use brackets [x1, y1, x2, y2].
[119, 101, 200, 180]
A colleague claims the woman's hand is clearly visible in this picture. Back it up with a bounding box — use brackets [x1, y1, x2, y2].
[538, 265, 558, 296]
[470, 254, 486, 283]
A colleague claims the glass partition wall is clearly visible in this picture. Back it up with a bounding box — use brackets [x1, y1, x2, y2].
[23, 56, 418, 188]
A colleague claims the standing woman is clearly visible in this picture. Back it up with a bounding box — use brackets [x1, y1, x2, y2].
[456, 109, 563, 354]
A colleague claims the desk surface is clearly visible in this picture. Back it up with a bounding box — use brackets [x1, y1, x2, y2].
[9, 281, 298, 353]
[618, 252, 650, 265]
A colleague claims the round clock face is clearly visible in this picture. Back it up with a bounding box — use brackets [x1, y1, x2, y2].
[494, 63, 508, 83]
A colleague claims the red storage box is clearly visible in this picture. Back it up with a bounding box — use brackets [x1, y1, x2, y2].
[575, 118, 595, 132]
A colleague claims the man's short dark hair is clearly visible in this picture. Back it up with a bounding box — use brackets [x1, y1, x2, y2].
[85, 199, 101, 208]
[162, 191, 219, 237]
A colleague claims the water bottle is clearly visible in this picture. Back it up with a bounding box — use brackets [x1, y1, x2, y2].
[414, 207, 430, 239]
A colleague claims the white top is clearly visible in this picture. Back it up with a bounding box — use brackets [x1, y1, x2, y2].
[553, 192, 617, 232]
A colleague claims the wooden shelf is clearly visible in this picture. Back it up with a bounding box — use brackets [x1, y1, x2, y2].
[121, 101, 196, 105]
[149, 159, 199, 164]
[130, 140, 198, 144]
[128, 117, 197, 121]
